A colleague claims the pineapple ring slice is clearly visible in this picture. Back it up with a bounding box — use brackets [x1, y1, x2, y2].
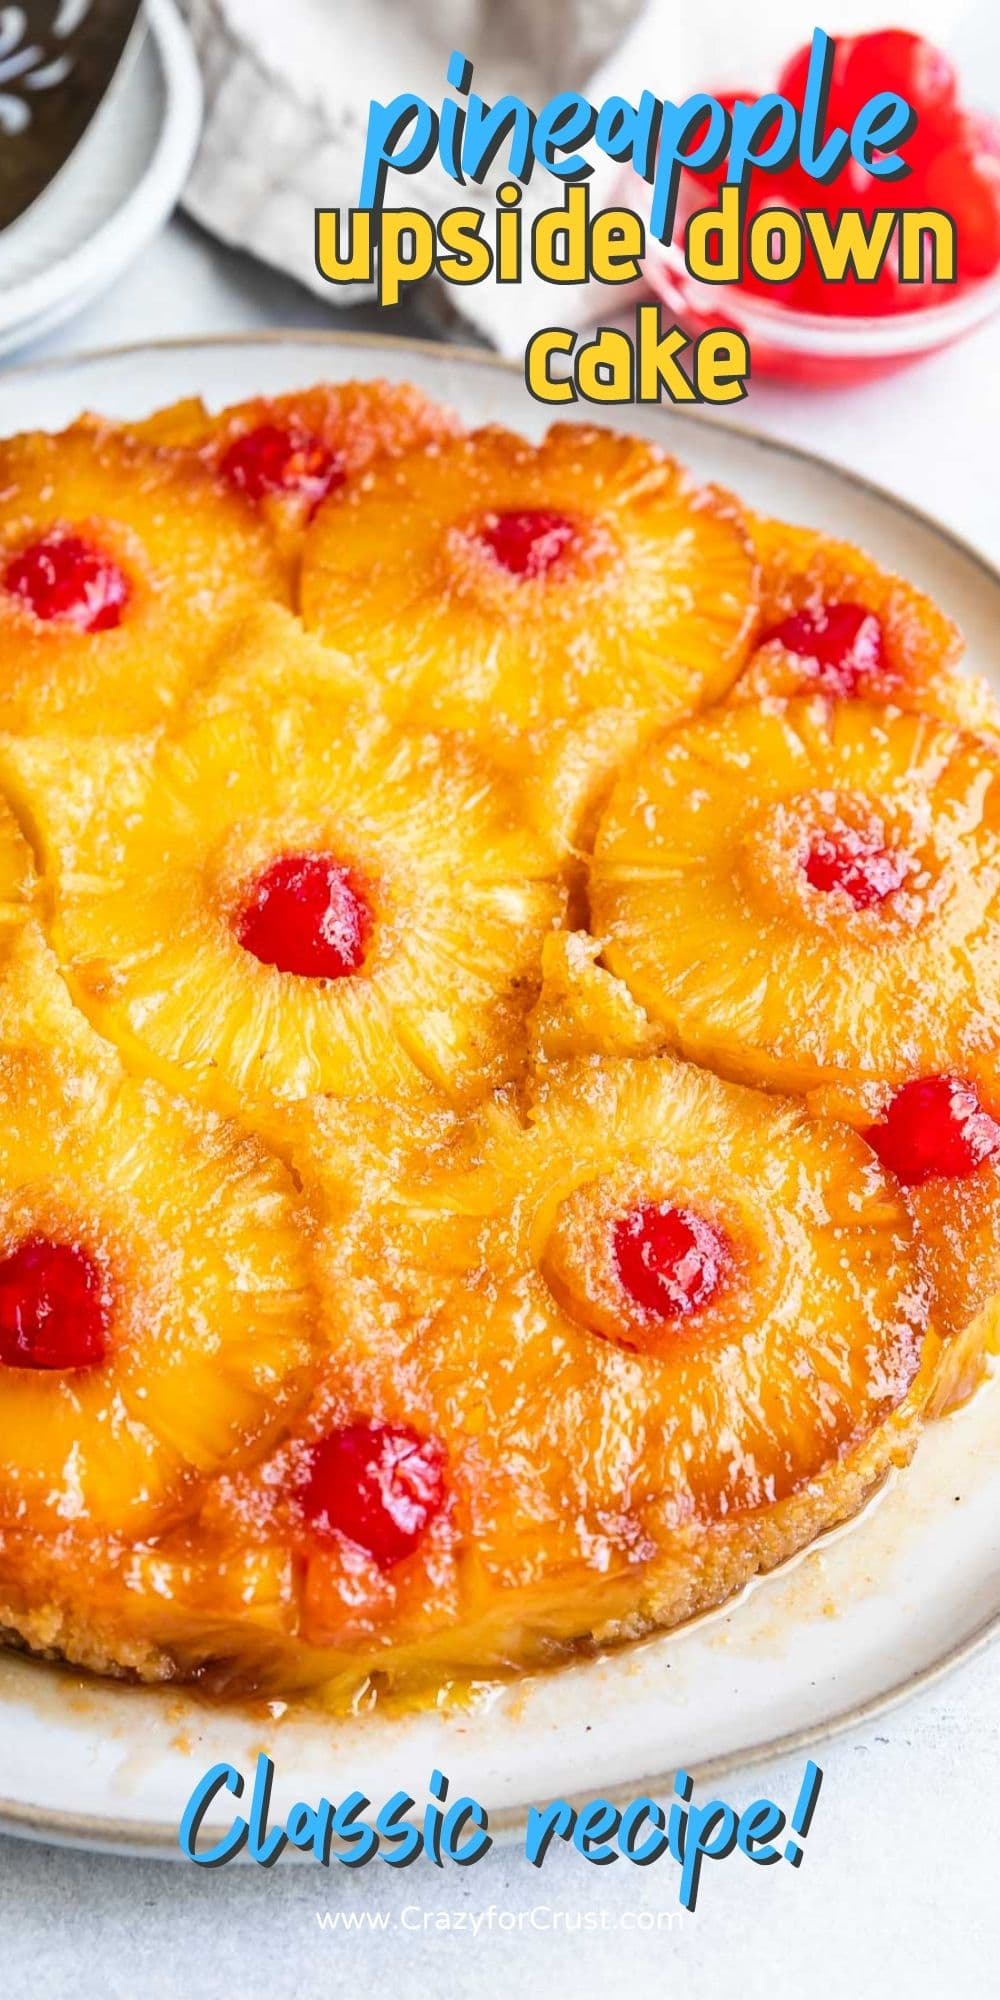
[2, 633, 566, 1116]
[591, 696, 1000, 1096]
[299, 424, 758, 733]
[527, 931, 1000, 1424]
[741, 513, 997, 732]
[0, 422, 288, 734]
[119, 379, 460, 573]
[0, 931, 316, 1540]
[204, 1055, 930, 1693]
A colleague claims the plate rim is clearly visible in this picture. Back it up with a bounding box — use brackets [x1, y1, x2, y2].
[1, 323, 997, 580]
[0, 327, 997, 1857]
[1, 1592, 999, 1857]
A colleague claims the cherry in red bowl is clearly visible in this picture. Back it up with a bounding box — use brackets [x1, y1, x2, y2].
[643, 26, 1000, 385]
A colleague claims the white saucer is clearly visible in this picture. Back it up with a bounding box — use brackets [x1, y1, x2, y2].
[0, 0, 201, 359]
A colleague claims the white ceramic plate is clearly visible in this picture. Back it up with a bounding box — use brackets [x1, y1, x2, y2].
[0, 333, 998, 1858]
[0, 0, 201, 357]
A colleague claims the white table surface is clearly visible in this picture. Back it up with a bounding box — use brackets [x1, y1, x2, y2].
[1, 216, 998, 1999]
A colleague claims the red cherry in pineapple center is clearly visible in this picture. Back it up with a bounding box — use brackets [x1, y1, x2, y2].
[613, 1202, 731, 1320]
[300, 1420, 447, 1569]
[0, 1237, 109, 1370]
[866, 1077, 1000, 1186]
[236, 852, 372, 979]
[5, 531, 128, 632]
[762, 601, 885, 696]
[220, 422, 345, 508]
[804, 828, 908, 910]
[478, 508, 576, 578]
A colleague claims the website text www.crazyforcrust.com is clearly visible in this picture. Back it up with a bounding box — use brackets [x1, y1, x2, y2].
[313, 1906, 685, 1936]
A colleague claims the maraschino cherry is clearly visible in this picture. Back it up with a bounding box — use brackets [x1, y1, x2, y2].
[866, 1077, 1000, 1186]
[804, 829, 908, 910]
[613, 1202, 731, 1319]
[220, 422, 345, 510]
[477, 509, 575, 578]
[237, 853, 372, 979]
[300, 1420, 447, 1569]
[761, 601, 885, 695]
[0, 1237, 109, 1370]
[5, 531, 128, 632]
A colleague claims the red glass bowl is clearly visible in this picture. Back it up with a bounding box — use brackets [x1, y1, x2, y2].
[642, 241, 1000, 385]
[631, 173, 1000, 386]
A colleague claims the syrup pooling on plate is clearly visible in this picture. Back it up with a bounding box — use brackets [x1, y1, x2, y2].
[0, 382, 990, 1705]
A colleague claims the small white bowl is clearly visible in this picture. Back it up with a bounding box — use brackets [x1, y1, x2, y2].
[0, 0, 201, 359]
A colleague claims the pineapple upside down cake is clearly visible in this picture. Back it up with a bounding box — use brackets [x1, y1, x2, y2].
[0, 381, 995, 1706]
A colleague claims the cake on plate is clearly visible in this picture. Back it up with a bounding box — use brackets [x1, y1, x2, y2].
[0, 382, 995, 1705]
